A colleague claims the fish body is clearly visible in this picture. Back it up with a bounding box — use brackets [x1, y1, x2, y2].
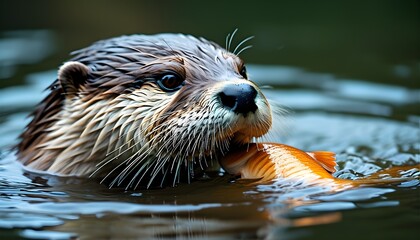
[220, 143, 414, 190]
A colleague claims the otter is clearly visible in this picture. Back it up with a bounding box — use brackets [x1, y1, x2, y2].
[17, 33, 272, 188]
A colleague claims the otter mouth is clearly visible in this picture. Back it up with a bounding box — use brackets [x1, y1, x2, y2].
[157, 111, 271, 160]
[230, 132, 259, 146]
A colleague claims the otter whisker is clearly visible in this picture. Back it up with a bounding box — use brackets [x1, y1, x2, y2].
[148, 153, 177, 187]
[190, 133, 203, 169]
[173, 156, 184, 186]
[121, 137, 162, 182]
[113, 144, 155, 186]
[227, 28, 238, 52]
[94, 139, 137, 171]
[151, 141, 175, 171]
[106, 142, 155, 184]
[170, 151, 182, 174]
[136, 152, 172, 189]
[193, 142, 207, 170]
[263, 101, 289, 142]
[95, 120, 165, 181]
[189, 129, 202, 158]
[146, 125, 189, 186]
[100, 156, 134, 186]
[158, 165, 170, 188]
[131, 158, 155, 189]
[124, 155, 153, 188]
[160, 39, 180, 58]
[236, 45, 253, 56]
[91, 141, 140, 178]
[147, 159, 167, 187]
[211, 115, 219, 151]
[225, 32, 230, 51]
[188, 159, 194, 184]
[103, 108, 178, 159]
[233, 36, 254, 55]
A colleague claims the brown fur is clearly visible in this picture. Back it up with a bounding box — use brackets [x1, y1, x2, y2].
[17, 33, 272, 188]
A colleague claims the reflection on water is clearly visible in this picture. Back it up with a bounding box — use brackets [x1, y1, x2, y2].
[251, 64, 419, 115]
[0, 30, 55, 80]
[0, 154, 266, 239]
[0, 33, 419, 239]
[0, 70, 54, 111]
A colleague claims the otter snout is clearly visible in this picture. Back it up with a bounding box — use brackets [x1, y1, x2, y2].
[218, 83, 258, 115]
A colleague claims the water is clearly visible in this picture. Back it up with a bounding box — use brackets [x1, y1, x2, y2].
[0, 62, 418, 239]
[1, 1, 419, 239]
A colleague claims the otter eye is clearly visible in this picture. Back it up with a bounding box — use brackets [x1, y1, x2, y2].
[240, 65, 248, 79]
[157, 73, 185, 92]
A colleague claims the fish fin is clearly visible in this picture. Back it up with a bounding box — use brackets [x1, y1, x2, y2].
[307, 151, 337, 173]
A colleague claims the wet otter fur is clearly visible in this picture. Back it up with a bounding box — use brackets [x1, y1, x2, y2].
[17, 33, 272, 188]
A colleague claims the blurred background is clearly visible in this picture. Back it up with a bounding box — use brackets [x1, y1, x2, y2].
[0, 1, 419, 239]
[0, 0, 419, 88]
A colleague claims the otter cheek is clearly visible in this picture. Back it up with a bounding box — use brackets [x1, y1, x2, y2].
[255, 93, 272, 128]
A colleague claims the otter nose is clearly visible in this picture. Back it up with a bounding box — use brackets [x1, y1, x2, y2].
[218, 83, 258, 115]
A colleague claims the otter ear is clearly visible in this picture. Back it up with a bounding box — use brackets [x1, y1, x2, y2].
[58, 61, 89, 96]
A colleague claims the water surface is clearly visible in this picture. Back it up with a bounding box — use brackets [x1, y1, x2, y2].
[0, 2, 419, 238]
[0, 57, 418, 239]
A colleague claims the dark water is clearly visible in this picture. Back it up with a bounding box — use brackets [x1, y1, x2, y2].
[0, 1, 419, 239]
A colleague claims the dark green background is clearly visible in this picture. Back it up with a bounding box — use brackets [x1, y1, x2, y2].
[0, 0, 419, 87]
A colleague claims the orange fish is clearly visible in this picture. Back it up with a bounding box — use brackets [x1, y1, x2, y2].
[220, 143, 417, 190]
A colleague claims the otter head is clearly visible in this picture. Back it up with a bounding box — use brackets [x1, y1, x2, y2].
[17, 34, 272, 188]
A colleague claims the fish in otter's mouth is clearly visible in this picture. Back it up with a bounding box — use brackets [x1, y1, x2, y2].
[17, 33, 273, 188]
